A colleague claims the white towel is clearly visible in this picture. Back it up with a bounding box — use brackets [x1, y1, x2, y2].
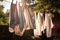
[34, 13, 44, 36]
[17, 1, 25, 31]
[24, 8, 33, 29]
[45, 13, 54, 38]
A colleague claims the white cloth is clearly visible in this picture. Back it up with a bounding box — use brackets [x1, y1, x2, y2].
[34, 13, 44, 36]
[26, 7, 35, 30]
[14, 0, 34, 36]
[17, 2, 25, 31]
[14, 1, 26, 36]
[24, 8, 33, 30]
[44, 13, 54, 38]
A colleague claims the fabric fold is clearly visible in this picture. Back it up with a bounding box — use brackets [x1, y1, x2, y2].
[45, 13, 54, 38]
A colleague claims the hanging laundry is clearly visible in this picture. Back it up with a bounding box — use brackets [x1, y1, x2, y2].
[23, 8, 33, 29]
[16, 1, 25, 31]
[15, 0, 34, 36]
[22, 0, 34, 30]
[9, 0, 26, 36]
[14, 1, 26, 36]
[28, 7, 35, 29]
[39, 12, 45, 32]
[9, 1, 19, 33]
[34, 12, 44, 37]
[45, 13, 54, 38]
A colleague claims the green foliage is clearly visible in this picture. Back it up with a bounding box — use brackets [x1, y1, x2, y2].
[0, 0, 3, 1]
[0, 5, 9, 25]
[33, 0, 60, 13]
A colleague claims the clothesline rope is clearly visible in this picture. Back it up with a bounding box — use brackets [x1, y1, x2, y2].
[4, 0, 22, 3]
[4, 0, 37, 5]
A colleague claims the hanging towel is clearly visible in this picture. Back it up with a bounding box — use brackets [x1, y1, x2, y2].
[24, 8, 33, 29]
[28, 7, 35, 29]
[14, 1, 26, 36]
[9, 1, 19, 33]
[22, 0, 34, 30]
[45, 13, 54, 38]
[16, 1, 25, 31]
[9, 3, 18, 28]
[34, 13, 43, 36]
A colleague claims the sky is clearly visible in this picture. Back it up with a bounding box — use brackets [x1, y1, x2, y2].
[1, 0, 16, 13]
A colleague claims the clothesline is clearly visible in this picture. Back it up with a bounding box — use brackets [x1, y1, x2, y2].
[4, 0, 37, 5]
[4, 0, 22, 3]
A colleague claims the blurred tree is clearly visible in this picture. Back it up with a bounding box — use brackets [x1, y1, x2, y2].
[0, 5, 9, 25]
[33, 0, 60, 13]
[4, 10, 9, 25]
[0, 5, 5, 25]
[0, 0, 3, 1]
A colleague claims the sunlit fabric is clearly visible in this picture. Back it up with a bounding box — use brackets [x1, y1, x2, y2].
[9, 0, 55, 37]
[9, 0, 35, 36]
[9, 0, 20, 33]
[24, 8, 34, 30]
[39, 13, 45, 32]
[45, 13, 54, 38]
[9, 1, 25, 36]
[14, 1, 26, 36]
[22, 0, 34, 30]
[16, 1, 25, 31]
[28, 8, 35, 29]
[34, 12, 44, 36]
[9, 2, 18, 29]
[14, 0, 34, 36]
